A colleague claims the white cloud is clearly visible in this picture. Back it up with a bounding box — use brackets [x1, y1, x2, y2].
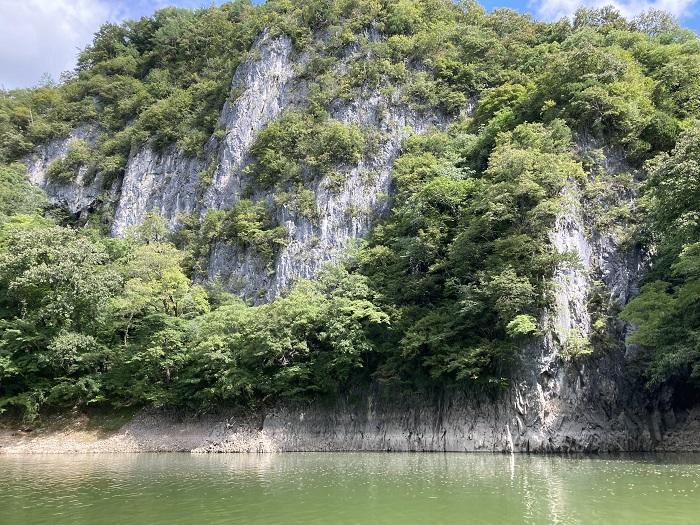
[0, 0, 227, 90]
[534, 0, 697, 20]
[0, 0, 115, 89]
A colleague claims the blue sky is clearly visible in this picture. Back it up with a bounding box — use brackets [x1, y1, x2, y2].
[1, 0, 699, 89]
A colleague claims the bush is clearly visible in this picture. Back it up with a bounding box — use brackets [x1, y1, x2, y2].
[221, 200, 288, 264]
[46, 139, 92, 182]
[249, 110, 365, 189]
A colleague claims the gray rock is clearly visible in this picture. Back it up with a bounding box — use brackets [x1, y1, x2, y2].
[23, 124, 110, 216]
[203, 32, 299, 211]
[16, 30, 699, 453]
[111, 146, 203, 236]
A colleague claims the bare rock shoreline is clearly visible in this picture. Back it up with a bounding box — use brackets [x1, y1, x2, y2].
[2, 400, 700, 455]
[0, 410, 277, 454]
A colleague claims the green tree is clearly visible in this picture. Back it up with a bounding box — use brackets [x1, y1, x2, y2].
[0, 164, 46, 224]
[621, 126, 700, 387]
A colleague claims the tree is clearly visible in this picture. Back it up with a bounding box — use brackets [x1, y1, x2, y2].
[621, 126, 700, 387]
[0, 225, 119, 416]
[0, 164, 46, 224]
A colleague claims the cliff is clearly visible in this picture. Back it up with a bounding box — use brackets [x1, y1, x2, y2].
[27, 33, 447, 301]
[14, 27, 699, 454]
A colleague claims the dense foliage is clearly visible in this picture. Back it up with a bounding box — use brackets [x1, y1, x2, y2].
[621, 126, 700, 388]
[1, 0, 699, 418]
[249, 110, 366, 189]
[0, 212, 387, 417]
[351, 120, 581, 388]
[0, 165, 46, 223]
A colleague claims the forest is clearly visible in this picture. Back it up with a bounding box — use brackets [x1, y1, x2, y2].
[0, 0, 698, 420]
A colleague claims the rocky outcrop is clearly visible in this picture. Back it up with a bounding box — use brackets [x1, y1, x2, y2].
[199, 35, 448, 300]
[23, 125, 110, 216]
[27, 32, 447, 301]
[17, 28, 698, 453]
[260, 177, 652, 453]
[113, 32, 298, 238]
[111, 146, 204, 236]
[208, 89, 448, 300]
[203, 33, 300, 212]
[3, 388, 699, 454]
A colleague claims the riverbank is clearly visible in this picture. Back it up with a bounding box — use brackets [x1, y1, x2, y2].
[0, 410, 275, 454]
[2, 399, 700, 454]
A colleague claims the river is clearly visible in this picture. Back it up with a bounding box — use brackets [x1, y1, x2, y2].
[1, 453, 698, 524]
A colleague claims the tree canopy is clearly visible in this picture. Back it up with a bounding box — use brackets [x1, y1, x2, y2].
[1, 1, 699, 419]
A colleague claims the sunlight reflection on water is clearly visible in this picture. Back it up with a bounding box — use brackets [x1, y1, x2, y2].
[1, 453, 699, 524]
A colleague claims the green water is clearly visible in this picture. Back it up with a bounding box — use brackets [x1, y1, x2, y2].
[1, 453, 699, 524]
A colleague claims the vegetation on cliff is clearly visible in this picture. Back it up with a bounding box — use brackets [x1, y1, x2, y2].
[0, 0, 699, 418]
[621, 127, 700, 388]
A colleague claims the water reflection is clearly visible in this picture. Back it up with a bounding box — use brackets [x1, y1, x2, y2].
[1, 453, 699, 525]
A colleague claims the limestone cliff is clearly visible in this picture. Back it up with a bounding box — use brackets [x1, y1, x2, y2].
[260, 173, 652, 453]
[30, 33, 446, 301]
[17, 29, 697, 453]
[24, 124, 111, 218]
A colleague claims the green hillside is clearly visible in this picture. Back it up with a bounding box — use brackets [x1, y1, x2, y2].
[0, 0, 698, 420]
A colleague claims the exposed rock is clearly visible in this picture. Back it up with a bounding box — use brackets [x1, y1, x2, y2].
[203, 32, 300, 211]
[547, 185, 594, 356]
[2, 388, 699, 454]
[15, 28, 699, 454]
[109, 31, 299, 238]
[21, 33, 448, 302]
[111, 146, 204, 236]
[190, 32, 449, 300]
[23, 125, 110, 216]
[208, 91, 448, 301]
[0, 410, 277, 454]
[194, 30, 302, 296]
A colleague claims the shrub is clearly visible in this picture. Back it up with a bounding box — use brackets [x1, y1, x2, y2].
[249, 110, 365, 189]
[46, 139, 92, 182]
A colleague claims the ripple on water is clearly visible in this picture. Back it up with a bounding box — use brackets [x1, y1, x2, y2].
[1, 453, 700, 525]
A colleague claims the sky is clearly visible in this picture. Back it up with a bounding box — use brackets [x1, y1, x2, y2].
[1, 0, 699, 89]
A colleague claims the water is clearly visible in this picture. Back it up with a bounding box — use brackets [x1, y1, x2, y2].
[1, 453, 699, 524]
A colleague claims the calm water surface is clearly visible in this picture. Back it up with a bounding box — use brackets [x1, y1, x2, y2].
[1, 453, 699, 524]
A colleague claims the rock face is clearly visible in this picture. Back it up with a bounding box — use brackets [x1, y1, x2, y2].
[111, 146, 203, 236]
[112, 32, 297, 239]
[31, 33, 446, 301]
[203, 33, 299, 212]
[199, 34, 448, 300]
[19, 30, 699, 453]
[260, 179, 653, 453]
[24, 125, 111, 217]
